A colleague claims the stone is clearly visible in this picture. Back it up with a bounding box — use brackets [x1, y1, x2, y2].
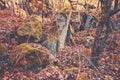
[9, 43, 50, 68]
[17, 15, 43, 40]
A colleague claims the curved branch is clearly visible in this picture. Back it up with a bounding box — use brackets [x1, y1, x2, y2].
[110, 8, 120, 16]
[110, 0, 120, 16]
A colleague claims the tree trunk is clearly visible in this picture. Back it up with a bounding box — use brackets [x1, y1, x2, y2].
[91, 0, 113, 67]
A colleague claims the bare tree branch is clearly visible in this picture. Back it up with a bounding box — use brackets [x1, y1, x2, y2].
[114, 0, 118, 10]
[110, 0, 120, 16]
[110, 8, 120, 16]
[0, 0, 5, 5]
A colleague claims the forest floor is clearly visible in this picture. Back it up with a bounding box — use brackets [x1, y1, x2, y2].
[0, 9, 120, 80]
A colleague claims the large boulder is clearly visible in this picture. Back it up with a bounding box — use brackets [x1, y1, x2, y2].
[43, 30, 60, 58]
[9, 43, 50, 71]
[46, 41, 58, 58]
[42, 15, 66, 56]
[80, 14, 98, 31]
[17, 15, 43, 40]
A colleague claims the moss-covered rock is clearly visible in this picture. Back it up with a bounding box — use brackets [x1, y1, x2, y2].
[9, 43, 50, 68]
[17, 15, 43, 40]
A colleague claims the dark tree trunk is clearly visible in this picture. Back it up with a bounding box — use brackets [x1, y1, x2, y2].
[91, 0, 119, 67]
[114, 0, 118, 9]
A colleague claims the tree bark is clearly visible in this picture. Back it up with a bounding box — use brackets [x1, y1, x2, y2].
[91, 0, 115, 67]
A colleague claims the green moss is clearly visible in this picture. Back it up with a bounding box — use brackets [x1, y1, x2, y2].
[17, 15, 43, 39]
[57, 7, 72, 14]
[46, 31, 60, 43]
[64, 67, 78, 73]
[9, 43, 50, 65]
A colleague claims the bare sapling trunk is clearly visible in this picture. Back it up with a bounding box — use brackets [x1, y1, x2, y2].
[91, 0, 120, 67]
